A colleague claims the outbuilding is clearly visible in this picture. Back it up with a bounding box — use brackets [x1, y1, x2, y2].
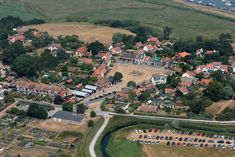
[52, 111, 85, 124]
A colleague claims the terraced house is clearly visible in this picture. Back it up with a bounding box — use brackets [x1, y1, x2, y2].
[16, 80, 68, 97]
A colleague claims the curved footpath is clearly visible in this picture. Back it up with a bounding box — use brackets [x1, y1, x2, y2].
[89, 116, 111, 157]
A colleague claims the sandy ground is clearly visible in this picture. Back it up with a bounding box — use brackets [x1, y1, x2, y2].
[35, 119, 87, 133]
[206, 100, 235, 117]
[20, 23, 134, 45]
[175, 0, 235, 19]
[107, 63, 171, 85]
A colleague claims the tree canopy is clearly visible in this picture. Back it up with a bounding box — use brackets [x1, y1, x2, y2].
[12, 54, 37, 77]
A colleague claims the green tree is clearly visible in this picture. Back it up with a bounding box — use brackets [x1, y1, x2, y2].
[54, 95, 63, 105]
[114, 72, 123, 82]
[90, 111, 96, 118]
[27, 103, 48, 119]
[62, 103, 73, 112]
[127, 81, 137, 89]
[205, 81, 223, 102]
[77, 103, 86, 114]
[2, 41, 26, 64]
[88, 120, 94, 127]
[88, 41, 105, 56]
[164, 26, 172, 40]
[222, 86, 233, 100]
[57, 48, 70, 61]
[12, 54, 37, 77]
[112, 33, 125, 43]
[128, 90, 137, 103]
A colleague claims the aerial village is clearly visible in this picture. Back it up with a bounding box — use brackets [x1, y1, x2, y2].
[0, 17, 235, 156]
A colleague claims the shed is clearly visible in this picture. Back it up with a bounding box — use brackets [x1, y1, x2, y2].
[85, 85, 97, 91]
[82, 88, 93, 94]
[72, 90, 89, 98]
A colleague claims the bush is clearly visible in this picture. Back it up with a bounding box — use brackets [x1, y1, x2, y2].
[90, 111, 96, 118]
[62, 103, 73, 112]
[88, 120, 94, 127]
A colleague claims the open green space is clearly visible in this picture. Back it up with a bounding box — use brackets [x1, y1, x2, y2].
[1, 0, 235, 39]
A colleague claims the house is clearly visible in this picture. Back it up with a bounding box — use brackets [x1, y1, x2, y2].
[181, 71, 198, 85]
[8, 33, 25, 43]
[115, 90, 129, 102]
[96, 78, 112, 89]
[196, 48, 204, 57]
[134, 53, 145, 64]
[82, 58, 93, 65]
[92, 64, 107, 79]
[206, 50, 218, 55]
[52, 111, 85, 124]
[151, 74, 167, 85]
[195, 62, 228, 74]
[200, 79, 211, 85]
[16, 80, 68, 97]
[47, 43, 62, 52]
[178, 86, 189, 95]
[110, 47, 122, 55]
[153, 56, 162, 67]
[119, 51, 136, 63]
[102, 52, 112, 66]
[148, 37, 160, 44]
[143, 45, 155, 53]
[138, 104, 157, 113]
[135, 42, 143, 48]
[159, 100, 175, 109]
[76, 46, 91, 57]
[175, 51, 191, 60]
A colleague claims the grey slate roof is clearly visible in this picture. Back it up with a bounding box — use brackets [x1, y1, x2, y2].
[52, 111, 85, 123]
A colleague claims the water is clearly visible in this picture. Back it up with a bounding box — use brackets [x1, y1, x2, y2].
[187, 0, 235, 11]
[101, 133, 112, 157]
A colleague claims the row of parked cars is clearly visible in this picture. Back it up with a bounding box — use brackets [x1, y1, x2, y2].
[132, 129, 235, 150]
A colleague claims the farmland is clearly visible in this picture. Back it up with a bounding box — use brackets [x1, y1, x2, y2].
[1, 0, 235, 39]
[20, 23, 134, 45]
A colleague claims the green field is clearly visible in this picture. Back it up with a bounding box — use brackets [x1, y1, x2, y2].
[1, 0, 235, 39]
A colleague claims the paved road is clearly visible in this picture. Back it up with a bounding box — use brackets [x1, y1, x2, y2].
[96, 111, 235, 124]
[89, 115, 111, 157]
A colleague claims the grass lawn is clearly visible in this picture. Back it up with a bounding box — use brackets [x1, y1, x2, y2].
[1, 0, 235, 40]
[143, 145, 235, 157]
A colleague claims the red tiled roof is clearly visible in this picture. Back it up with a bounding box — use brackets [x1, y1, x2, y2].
[149, 37, 159, 43]
[82, 58, 93, 64]
[138, 104, 157, 113]
[177, 51, 191, 58]
[179, 87, 189, 94]
[200, 79, 211, 85]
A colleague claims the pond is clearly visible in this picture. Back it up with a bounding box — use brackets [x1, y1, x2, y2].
[101, 133, 112, 157]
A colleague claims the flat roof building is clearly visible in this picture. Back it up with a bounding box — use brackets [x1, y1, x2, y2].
[52, 111, 85, 124]
[82, 88, 93, 94]
[85, 85, 97, 91]
[72, 90, 89, 98]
